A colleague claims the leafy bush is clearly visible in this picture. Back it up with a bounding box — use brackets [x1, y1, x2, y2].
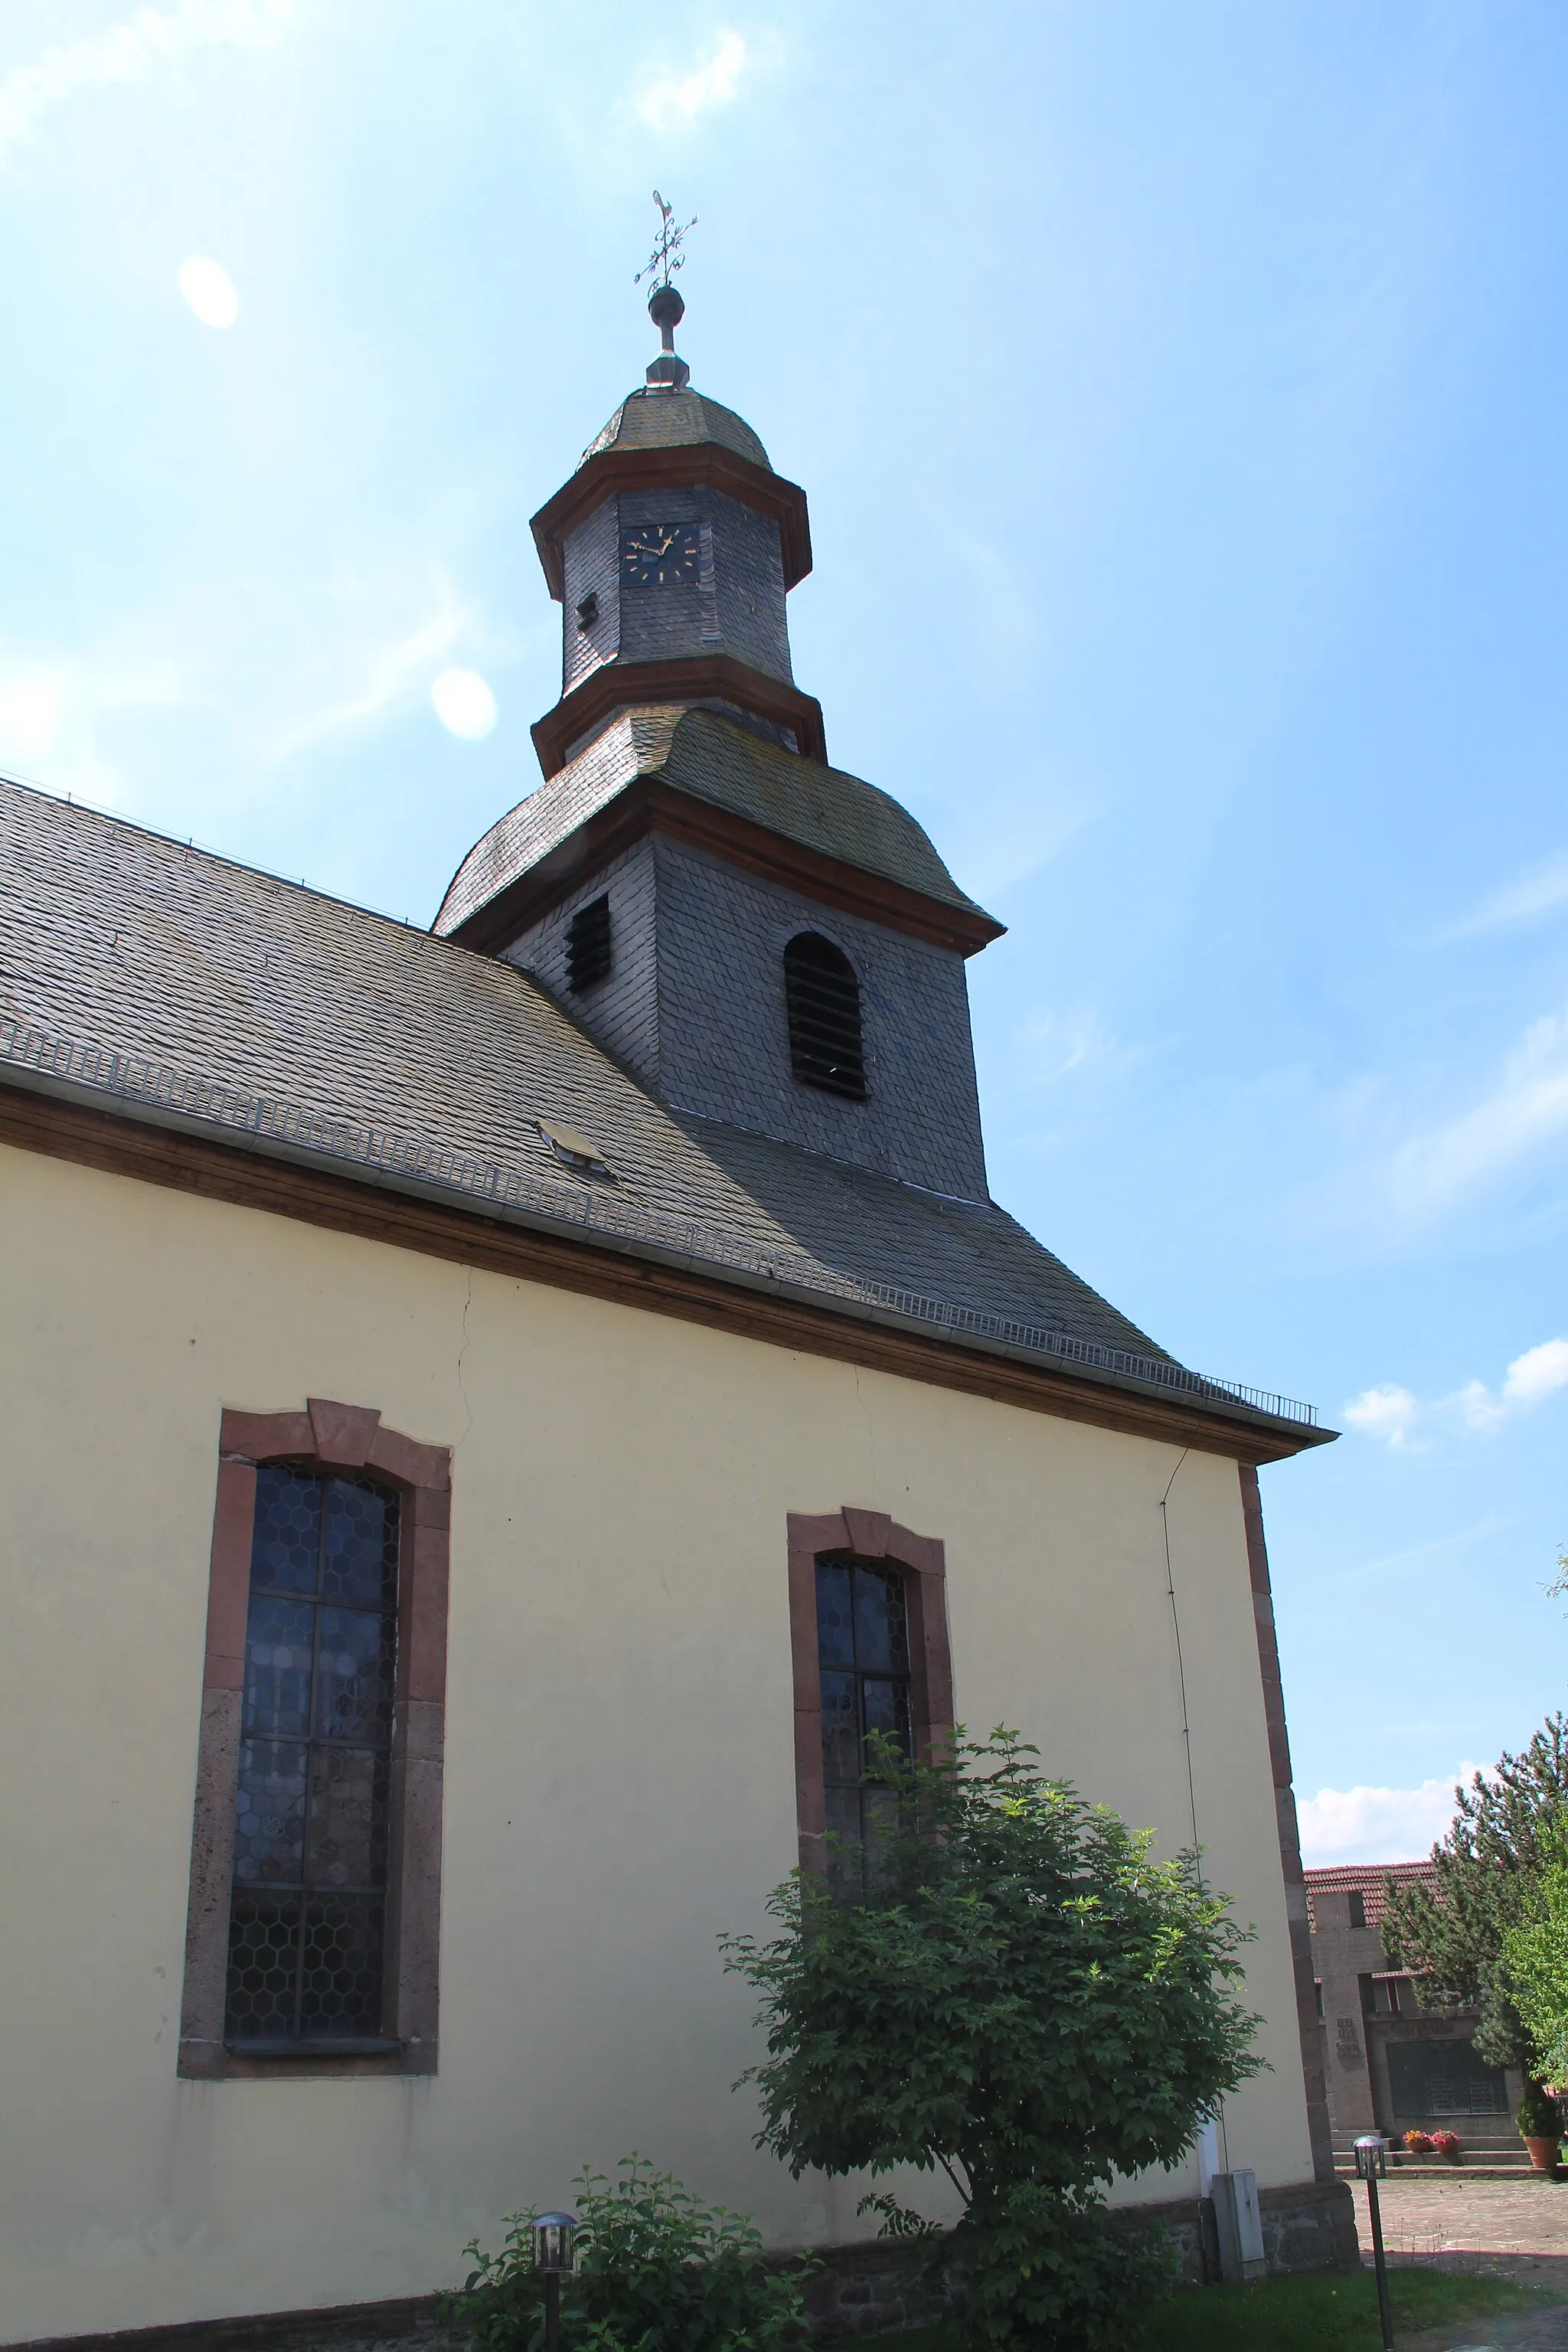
[956, 2183, 1175, 2351]
[1501, 1824, 1568, 2086]
[723, 1730, 1260, 2352]
[1514, 2081, 1561, 2141]
[446, 2157, 810, 2352]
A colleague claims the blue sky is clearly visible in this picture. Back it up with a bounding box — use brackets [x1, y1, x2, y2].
[3, 0, 1566, 1864]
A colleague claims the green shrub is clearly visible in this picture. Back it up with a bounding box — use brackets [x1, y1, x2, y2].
[1515, 2080, 1561, 2139]
[723, 1730, 1259, 2352]
[956, 2184, 1175, 2352]
[446, 2156, 811, 2352]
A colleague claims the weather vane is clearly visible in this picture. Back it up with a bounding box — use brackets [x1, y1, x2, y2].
[636, 191, 695, 390]
[635, 191, 697, 291]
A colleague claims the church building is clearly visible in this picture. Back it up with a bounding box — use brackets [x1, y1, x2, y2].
[0, 278, 1351, 2347]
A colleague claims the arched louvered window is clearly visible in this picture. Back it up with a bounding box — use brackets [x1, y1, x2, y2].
[784, 932, 866, 1100]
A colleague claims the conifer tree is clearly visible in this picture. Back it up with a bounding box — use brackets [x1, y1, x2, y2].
[1380, 1715, 1568, 2088]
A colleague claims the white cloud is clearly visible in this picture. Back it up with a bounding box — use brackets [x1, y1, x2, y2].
[632, 31, 746, 130]
[0, 647, 185, 805]
[1383, 1004, 1568, 1225]
[1327, 1517, 1512, 1589]
[1503, 1336, 1568, 1406]
[0, 0, 294, 165]
[430, 667, 497, 741]
[1298, 1767, 1477, 1867]
[267, 578, 474, 759]
[1014, 1004, 1128, 1087]
[1344, 1338, 1568, 1446]
[1342, 1382, 1419, 1446]
[178, 256, 238, 328]
[1443, 851, 1568, 942]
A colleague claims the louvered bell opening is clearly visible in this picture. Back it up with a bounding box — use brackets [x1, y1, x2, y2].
[784, 933, 867, 1100]
[566, 894, 612, 994]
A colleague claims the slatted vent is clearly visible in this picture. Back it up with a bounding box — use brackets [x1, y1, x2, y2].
[566, 894, 612, 993]
[784, 932, 867, 1100]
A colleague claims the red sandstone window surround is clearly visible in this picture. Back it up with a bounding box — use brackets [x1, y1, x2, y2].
[786, 1508, 954, 1877]
[178, 1400, 451, 2079]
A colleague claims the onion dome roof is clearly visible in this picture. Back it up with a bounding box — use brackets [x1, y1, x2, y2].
[580, 387, 771, 475]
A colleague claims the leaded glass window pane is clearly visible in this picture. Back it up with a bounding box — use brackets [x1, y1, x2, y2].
[226, 1466, 399, 2050]
[815, 1556, 913, 1896]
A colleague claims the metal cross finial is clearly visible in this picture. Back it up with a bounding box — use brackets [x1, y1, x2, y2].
[635, 191, 697, 291]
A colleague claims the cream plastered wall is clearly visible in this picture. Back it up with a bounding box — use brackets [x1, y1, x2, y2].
[0, 1140, 1314, 2342]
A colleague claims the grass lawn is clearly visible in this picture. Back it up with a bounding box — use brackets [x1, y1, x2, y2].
[1142, 2266, 1556, 2347]
[852, 2268, 1562, 2350]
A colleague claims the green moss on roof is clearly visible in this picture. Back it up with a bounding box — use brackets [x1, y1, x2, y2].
[433, 707, 995, 939]
[580, 387, 771, 474]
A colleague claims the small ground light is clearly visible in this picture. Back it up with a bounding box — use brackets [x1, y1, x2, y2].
[533, 2211, 577, 2352]
[1353, 2136, 1394, 2350]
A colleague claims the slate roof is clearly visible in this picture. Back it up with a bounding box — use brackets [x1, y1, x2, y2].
[435, 706, 995, 939]
[0, 778, 1318, 1437]
[580, 387, 771, 473]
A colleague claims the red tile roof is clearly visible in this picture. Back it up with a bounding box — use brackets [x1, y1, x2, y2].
[1304, 1861, 1434, 1935]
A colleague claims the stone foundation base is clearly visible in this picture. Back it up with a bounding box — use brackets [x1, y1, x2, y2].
[12, 2180, 1358, 2352]
[1120, 2175, 1359, 2292]
[798, 2176, 1357, 2337]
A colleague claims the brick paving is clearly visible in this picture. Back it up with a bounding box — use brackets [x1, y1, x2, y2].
[1348, 2174, 1568, 2347]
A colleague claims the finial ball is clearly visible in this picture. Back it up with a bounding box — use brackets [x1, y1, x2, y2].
[648, 284, 685, 332]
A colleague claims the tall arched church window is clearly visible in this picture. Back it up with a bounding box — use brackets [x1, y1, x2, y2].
[180, 1400, 452, 2079]
[227, 1467, 400, 2051]
[783, 932, 866, 1100]
[815, 1555, 913, 1894]
[784, 1508, 955, 1894]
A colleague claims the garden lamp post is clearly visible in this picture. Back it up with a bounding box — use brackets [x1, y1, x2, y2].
[533, 2210, 577, 2352]
[1354, 2135, 1395, 2350]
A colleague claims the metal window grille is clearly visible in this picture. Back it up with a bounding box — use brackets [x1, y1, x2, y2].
[785, 933, 866, 1099]
[1385, 2037, 1509, 2119]
[815, 1555, 913, 1895]
[567, 895, 612, 994]
[225, 1466, 400, 2053]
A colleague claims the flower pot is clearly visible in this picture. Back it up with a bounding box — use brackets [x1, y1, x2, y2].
[1524, 2135, 1560, 2173]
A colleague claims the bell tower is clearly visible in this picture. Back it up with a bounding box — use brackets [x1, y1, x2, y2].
[435, 216, 1004, 1205]
[528, 278, 822, 779]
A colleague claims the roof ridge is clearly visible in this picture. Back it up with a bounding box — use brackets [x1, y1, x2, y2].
[1305, 1860, 1436, 1880]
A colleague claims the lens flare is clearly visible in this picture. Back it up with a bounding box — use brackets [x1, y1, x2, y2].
[431, 668, 498, 740]
[178, 257, 239, 329]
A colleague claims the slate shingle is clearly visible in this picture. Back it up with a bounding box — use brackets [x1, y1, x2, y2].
[433, 705, 995, 939]
[0, 776, 1169, 1364]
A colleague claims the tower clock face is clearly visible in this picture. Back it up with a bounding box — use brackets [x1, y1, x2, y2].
[620, 520, 701, 586]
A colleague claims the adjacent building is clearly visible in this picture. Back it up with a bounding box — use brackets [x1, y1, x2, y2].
[1306, 1864, 1518, 2157]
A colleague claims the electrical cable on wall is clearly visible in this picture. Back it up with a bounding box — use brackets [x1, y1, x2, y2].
[1160, 1448, 1198, 1851]
[1161, 1448, 1231, 2174]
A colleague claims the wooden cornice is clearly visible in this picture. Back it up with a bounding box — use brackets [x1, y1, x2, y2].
[0, 1080, 1330, 1466]
[530, 443, 812, 599]
[446, 772, 1005, 959]
[531, 657, 828, 780]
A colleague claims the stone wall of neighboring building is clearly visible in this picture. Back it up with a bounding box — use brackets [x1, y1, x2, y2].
[1305, 1864, 1519, 2148]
